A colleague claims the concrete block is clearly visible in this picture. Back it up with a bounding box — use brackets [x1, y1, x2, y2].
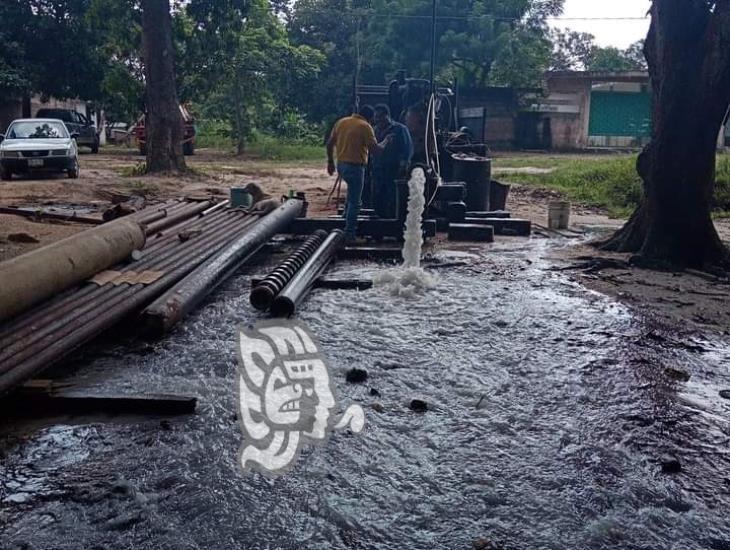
[448, 223, 495, 242]
[463, 217, 531, 236]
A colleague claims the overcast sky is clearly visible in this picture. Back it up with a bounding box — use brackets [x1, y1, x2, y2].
[555, 0, 651, 49]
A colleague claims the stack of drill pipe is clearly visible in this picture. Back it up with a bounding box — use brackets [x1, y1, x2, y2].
[249, 229, 328, 311]
[0, 208, 256, 394]
[140, 200, 304, 337]
[0, 203, 287, 395]
[270, 229, 345, 318]
[0, 198, 221, 324]
[144, 199, 215, 235]
[0, 205, 232, 345]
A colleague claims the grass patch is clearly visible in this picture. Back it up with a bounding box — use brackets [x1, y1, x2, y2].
[117, 163, 147, 177]
[195, 120, 324, 162]
[123, 180, 159, 196]
[502, 155, 641, 217]
[245, 135, 323, 162]
[498, 152, 730, 218]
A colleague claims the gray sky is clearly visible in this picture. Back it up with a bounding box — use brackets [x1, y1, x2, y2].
[555, 0, 651, 49]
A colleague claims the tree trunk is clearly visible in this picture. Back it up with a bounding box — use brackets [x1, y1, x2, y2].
[141, 0, 186, 173]
[233, 73, 246, 156]
[602, 0, 730, 269]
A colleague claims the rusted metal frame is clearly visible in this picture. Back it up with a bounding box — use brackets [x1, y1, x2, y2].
[144, 200, 215, 235]
[140, 200, 304, 335]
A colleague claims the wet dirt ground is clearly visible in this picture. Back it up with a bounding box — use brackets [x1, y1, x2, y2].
[2, 232, 730, 550]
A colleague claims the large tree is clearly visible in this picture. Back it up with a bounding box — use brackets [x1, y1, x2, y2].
[182, 0, 323, 153]
[602, 0, 730, 268]
[288, 0, 564, 121]
[141, 0, 186, 172]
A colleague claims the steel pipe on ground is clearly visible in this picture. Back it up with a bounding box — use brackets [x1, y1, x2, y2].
[0, 212, 265, 394]
[270, 229, 345, 318]
[250, 230, 328, 311]
[0, 209, 238, 347]
[141, 200, 304, 336]
[0, 218, 146, 323]
[0, 211, 257, 370]
[144, 200, 214, 235]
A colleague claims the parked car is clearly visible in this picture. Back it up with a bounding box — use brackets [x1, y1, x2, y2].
[134, 105, 196, 156]
[105, 122, 132, 145]
[35, 108, 99, 153]
[0, 119, 80, 180]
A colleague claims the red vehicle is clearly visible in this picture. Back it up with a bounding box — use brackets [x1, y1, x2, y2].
[134, 105, 196, 156]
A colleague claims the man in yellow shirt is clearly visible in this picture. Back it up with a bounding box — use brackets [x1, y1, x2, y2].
[327, 105, 392, 240]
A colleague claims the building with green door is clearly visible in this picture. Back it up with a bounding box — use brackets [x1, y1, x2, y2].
[527, 71, 652, 150]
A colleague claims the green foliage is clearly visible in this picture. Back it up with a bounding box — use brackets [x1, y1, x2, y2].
[183, 0, 325, 152]
[501, 153, 730, 217]
[0, 0, 106, 100]
[195, 119, 233, 150]
[88, 0, 144, 121]
[713, 153, 730, 210]
[288, 0, 564, 121]
[512, 155, 642, 217]
[246, 133, 324, 161]
[588, 48, 637, 72]
[196, 118, 323, 160]
[551, 29, 647, 72]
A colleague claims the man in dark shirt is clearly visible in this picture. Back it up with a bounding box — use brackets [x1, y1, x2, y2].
[371, 104, 413, 218]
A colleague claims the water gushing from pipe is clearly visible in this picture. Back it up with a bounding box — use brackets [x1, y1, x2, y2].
[374, 167, 436, 298]
[402, 167, 426, 268]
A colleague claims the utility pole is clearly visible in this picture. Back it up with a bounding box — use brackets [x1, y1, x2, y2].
[429, 0, 437, 95]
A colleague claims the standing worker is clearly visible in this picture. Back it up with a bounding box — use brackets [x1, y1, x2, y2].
[372, 104, 413, 218]
[327, 105, 391, 241]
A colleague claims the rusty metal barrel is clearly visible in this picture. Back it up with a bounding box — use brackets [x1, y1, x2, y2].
[250, 230, 328, 311]
[451, 155, 492, 212]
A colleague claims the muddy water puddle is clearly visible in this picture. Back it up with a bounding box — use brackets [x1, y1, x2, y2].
[1, 238, 729, 550]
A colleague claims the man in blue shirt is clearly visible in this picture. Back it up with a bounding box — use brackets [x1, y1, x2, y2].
[371, 104, 414, 218]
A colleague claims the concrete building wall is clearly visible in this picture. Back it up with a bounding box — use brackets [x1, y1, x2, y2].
[537, 71, 652, 150]
[539, 76, 592, 150]
[458, 88, 519, 149]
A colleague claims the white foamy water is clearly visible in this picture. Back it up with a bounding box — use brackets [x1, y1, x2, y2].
[374, 167, 437, 297]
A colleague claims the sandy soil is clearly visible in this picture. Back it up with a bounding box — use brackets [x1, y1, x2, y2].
[2, 147, 730, 336]
[0, 148, 334, 261]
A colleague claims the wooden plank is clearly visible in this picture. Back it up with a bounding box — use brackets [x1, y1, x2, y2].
[3, 386, 197, 416]
[0, 206, 103, 225]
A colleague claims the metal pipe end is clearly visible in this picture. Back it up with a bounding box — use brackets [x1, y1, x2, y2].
[250, 285, 276, 311]
[270, 297, 295, 318]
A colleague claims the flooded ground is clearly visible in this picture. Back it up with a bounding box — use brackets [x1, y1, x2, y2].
[1, 234, 730, 550]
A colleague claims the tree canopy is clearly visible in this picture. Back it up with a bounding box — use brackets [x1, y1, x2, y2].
[0, 0, 652, 150]
[551, 28, 647, 72]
